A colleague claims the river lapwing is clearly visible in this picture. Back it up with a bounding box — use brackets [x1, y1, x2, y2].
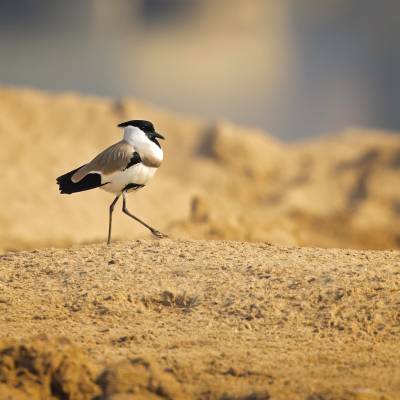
[56, 120, 167, 244]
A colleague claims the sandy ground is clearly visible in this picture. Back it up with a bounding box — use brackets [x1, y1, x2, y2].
[1, 87, 400, 252]
[1, 239, 399, 399]
[1, 86, 400, 399]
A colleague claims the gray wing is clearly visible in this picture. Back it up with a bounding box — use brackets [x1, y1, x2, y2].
[71, 140, 136, 183]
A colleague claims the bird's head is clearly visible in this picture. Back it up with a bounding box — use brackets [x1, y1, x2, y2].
[118, 120, 164, 144]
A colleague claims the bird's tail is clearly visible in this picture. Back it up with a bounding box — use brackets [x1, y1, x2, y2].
[56, 165, 103, 194]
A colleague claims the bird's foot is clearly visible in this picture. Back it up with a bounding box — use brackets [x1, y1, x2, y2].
[151, 229, 168, 239]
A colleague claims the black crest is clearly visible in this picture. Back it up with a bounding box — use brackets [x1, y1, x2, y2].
[117, 120, 155, 133]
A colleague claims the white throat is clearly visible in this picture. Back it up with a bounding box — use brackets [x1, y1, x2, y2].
[122, 126, 163, 165]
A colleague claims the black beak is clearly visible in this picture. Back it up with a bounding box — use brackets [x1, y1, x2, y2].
[154, 132, 165, 140]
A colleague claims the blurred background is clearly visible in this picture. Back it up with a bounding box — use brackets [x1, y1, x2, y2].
[1, 0, 400, 139]
[0, 0, 399, 252]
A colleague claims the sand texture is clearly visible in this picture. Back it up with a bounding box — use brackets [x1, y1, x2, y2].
[0, 87, 400, 252]
[1, 239, 399, 399]
[1, 86, 400, 399]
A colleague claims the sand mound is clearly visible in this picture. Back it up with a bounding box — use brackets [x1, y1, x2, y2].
[0, 336, 185, 400]
[0, 337, 100, 400]
[0, 240, 399, 399]
[0, 87, 399, 251]
[97, 358, 185, 400]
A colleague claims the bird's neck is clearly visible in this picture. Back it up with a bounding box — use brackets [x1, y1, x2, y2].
[123, 127, 163, 167]
[123, 126, 141, 144]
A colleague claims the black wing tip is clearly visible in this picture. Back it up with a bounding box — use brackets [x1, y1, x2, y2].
[56, 165, 102, 195]
[58, 189, 72, 195]
[56, 176, 73, 194]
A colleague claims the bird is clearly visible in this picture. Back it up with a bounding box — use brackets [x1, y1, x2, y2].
[56, 119, 167, 244]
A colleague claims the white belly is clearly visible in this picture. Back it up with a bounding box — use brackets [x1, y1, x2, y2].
[100, 163, 157, 194]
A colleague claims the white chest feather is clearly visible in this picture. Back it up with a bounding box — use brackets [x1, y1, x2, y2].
[101, 163, 157, 194]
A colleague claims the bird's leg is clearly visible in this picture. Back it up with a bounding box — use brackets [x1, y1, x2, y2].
[107, 195, 120, 245]
[122, 192, 167, 238]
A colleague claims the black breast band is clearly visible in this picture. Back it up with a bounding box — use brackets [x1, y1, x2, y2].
[124, 152, 141, 170]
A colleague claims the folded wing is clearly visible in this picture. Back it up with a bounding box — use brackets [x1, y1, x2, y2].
[71, 140, 135, 183]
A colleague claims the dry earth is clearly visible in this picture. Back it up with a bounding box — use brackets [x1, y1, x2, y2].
[1, 239, 399, 399]
[0, 87, 400, 252]
[1, 86, 400, 399]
